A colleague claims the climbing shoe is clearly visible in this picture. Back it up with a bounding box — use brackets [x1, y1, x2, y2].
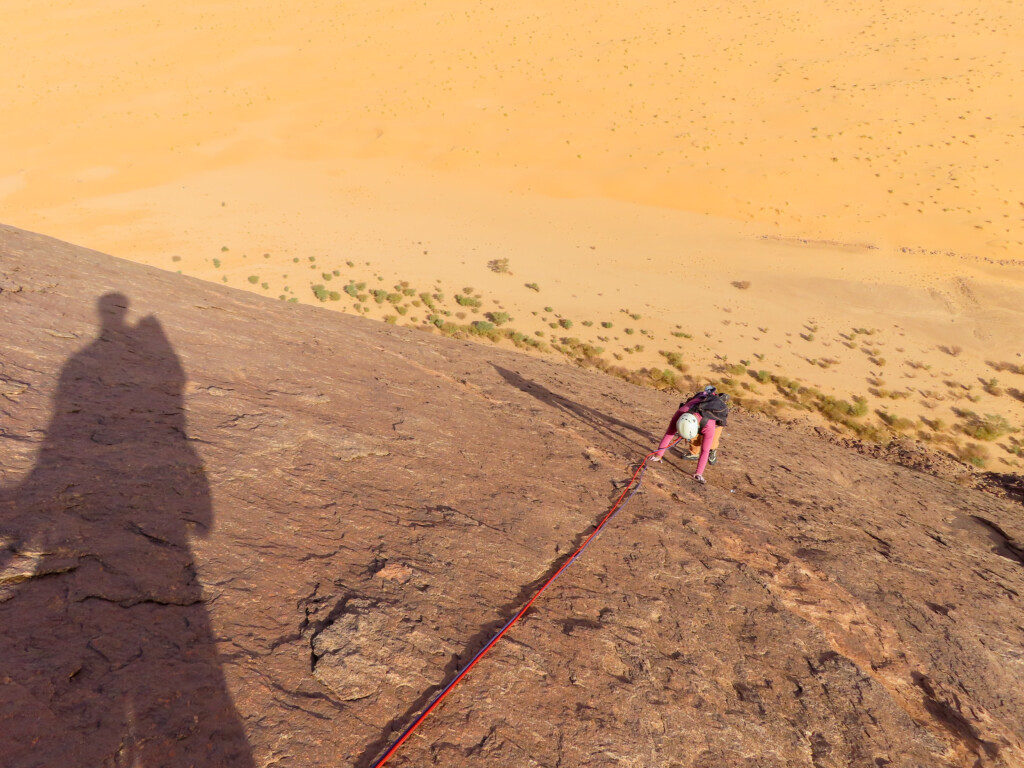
[708, 449, 718, 465]
[683, 453, 700, 461]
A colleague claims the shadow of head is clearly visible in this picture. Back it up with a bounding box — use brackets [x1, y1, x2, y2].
[98, 291, 130, 326]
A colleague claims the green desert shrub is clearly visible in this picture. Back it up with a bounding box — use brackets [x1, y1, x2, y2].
[470, 320, 495, 334]
[774, 376, 801, 394]
[876, 388, 910, 400]
[954, 410, 1016, 441]
[816, 396, 867, 422]
[988, 360, 1024, 375]
[847, 421, 887, 442]
[659, 351, 688, 372]
[877, 411, 915, 432]
[982, 378, 1003, 397]
[486, 311, 512, 326]
[956, 442, 989, 468]
[647, 367, 679, 389]
[509, 332, 543, 350]
[554, 337, 604, 361]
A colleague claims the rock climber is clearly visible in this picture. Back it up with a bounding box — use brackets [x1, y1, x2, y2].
[650, 385, 729, 484]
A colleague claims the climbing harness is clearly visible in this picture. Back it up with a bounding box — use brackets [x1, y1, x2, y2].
[369, 438, 680, 767]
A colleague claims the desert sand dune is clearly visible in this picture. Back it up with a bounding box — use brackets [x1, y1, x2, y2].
[2, 0, 1022, 468]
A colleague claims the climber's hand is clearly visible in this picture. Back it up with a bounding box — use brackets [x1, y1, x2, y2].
[693, 473, 706, 485]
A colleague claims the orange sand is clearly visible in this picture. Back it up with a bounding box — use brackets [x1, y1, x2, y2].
[2, 0, 1023, 467]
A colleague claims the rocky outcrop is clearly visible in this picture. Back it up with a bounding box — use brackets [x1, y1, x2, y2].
[2, 224, 1022, 767]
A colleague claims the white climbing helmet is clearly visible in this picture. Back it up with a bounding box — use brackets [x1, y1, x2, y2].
[677, 412, 700, 440]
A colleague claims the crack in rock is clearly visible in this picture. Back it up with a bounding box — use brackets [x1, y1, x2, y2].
[353, 495, 634, 767]
[308, 597, 392, 702]
[970, 516, 1024, 567]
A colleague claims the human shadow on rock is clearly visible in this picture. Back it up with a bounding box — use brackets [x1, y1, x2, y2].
[493, 365, 655, 451]
[0, 293, 254, 767]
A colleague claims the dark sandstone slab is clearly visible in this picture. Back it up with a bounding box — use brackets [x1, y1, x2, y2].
[2, 224, 1022, 767]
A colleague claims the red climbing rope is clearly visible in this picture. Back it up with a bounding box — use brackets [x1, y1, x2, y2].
[369, 440, 678, 767]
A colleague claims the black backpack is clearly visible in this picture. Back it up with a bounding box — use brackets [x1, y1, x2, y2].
[684, 392, 729, 428]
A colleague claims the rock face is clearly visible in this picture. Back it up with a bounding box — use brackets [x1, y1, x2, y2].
[1, 224, 1022, 767]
